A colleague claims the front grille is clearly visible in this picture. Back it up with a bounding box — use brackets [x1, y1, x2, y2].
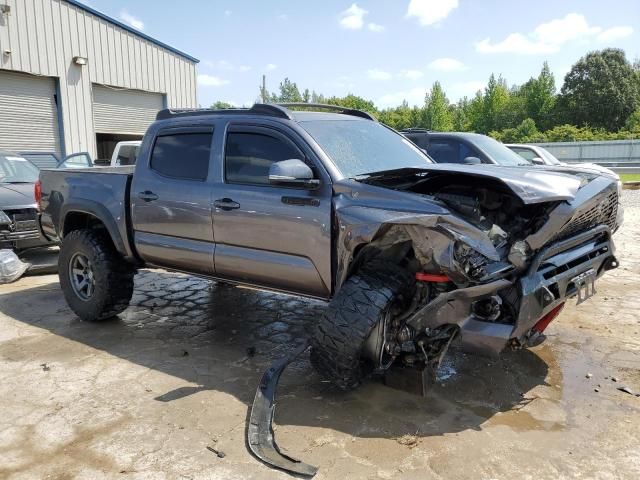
[0, 208, 40, 242]
[554, 190, 618, 242]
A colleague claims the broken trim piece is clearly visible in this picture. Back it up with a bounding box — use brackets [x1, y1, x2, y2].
[247, 342, 318, 478]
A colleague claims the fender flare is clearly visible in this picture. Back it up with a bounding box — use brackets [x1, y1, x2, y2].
[59, 200, 131, 258]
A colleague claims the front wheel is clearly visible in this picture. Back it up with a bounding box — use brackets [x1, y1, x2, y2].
[310, 262, 415, 390]
[59, 229, 134, 321]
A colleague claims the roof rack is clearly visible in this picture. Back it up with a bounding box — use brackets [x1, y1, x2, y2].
[399, 128, 432, 133]
[155, 103, 375, 121]
[156, 104, 293, 121]
[277, 103, 376, 121]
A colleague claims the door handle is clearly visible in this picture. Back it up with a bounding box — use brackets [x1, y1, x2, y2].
[214, 198, 240, 211]
[138, 191, 158, 202]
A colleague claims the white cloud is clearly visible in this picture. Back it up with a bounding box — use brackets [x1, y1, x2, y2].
[340, 3, 368, 30]
[119, 10, 144, 30]
[277, 14, 289, 21]
[428, 57, 466, 72]
[224, 10, 232, 17]
[377, 87, 427, 108]
[406, 0, 458, 26]
[596, 26, 633, 42]
[204, 60, 252, 73]
[476, 13, 633, 55]
[265, 63, 277, 72]
[197, 74, 229, 87]
[399, 69, 424, 80]
[368, 23, 385, 33]
[449, 81, 485, 99]
[368, 69, 392, 81]
[377, 80, 484, 108]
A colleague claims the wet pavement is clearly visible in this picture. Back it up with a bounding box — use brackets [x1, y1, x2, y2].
[0, 193, 639, 479]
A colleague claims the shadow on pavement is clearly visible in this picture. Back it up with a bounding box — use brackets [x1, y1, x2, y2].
[0, 270, 551, 440]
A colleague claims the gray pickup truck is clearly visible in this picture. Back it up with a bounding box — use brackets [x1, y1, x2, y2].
[38, 103, 622, 390]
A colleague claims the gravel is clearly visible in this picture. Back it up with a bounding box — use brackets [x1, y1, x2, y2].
[621, 189, 640, 208]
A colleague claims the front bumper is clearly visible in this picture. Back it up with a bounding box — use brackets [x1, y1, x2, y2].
[0, 227, 54, 250]
[406, 225, 617, 356]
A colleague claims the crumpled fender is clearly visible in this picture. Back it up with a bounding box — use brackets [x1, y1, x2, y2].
[334, 196, 501, 289]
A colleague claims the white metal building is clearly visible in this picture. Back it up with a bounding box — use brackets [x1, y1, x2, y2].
[0, 0, 198, 160]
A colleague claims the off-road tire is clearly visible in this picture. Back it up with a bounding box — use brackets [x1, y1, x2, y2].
[310, 262, 415, 390]
[59, 229, 134, 321]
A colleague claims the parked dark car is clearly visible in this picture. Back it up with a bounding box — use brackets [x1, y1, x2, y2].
[39, 104, 621, 393]
[401, 130, 530, 166]
[402, 130, 622, 183]
[0, 151, 55, 250]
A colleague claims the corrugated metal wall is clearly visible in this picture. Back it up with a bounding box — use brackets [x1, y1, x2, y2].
[533, 140, 640, 167]
[0, 0, 197, 158]
[93, 85, 164, 135]
[0, 70, 62, 154]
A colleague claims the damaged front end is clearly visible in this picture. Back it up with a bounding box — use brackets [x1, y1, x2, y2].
[334, 169, 620, 376]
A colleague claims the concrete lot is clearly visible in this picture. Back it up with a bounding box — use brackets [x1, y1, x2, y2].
[1, 193, 639, 480]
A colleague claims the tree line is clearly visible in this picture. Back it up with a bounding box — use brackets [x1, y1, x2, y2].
[212, 48, 640, 143]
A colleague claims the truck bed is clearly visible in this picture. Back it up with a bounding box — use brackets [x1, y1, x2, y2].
[39, 166, 135, 258]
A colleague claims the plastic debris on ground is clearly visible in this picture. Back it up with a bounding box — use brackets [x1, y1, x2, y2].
[0, 249, 31, 284]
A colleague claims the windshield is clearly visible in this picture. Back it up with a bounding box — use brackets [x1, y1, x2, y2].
[537, 146, 562, 165]
[0, 155, 40, 183]
[299, 120, 433, 178]
[473, 136, 530, 166]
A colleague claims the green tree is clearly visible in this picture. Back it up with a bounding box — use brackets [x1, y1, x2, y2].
[424, 82, 453, 131]
[327, 94, 377, 113]
[519, 62, 556, 129]
[625, 109, 640, 131]
[272, 77, 303, 102]
[480, 74, 511, 133]
[558, 48, 639, 130]
[211, 101, 234, 109]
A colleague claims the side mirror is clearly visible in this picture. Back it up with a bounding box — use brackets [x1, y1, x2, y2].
[269, 159, 320, 189]
[531, 157, 545, 165]
[462, 156, 482, 165]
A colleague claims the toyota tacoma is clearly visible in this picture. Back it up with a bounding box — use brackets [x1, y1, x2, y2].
[38, 103, 622, 391]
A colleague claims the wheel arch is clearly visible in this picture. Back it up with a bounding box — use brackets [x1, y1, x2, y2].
[60, 201, 129, 258]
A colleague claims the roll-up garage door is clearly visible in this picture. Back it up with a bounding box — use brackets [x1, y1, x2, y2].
[0, 70, 62, 155]
[92, 85, 164, 135]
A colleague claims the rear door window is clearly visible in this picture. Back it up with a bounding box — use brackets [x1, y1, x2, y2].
[150, 130, 212, 181]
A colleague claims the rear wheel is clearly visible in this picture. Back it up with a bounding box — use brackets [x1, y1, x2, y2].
[310, 262, 414, 390]
[59, 229, 134, 321]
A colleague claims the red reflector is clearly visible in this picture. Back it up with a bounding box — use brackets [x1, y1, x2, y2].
[415, 272, 451, 282]
[34, 180, 42, 211]
[532, 303, 565, 333]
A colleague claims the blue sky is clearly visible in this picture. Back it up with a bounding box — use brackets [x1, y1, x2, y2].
[86, 0, 639, 109]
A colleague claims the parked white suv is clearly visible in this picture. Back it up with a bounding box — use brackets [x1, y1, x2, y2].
[110, 141, 141, 167]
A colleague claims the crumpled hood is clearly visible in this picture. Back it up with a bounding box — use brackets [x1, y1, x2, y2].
[412, 164, 582, 204]
[0, 183, 37, 209]
[537, 163, 619, 181]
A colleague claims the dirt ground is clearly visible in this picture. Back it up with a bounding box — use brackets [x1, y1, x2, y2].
[1, 193, 639, 480]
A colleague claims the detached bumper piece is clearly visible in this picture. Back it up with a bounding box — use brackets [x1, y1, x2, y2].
[247, 341, 318, 478]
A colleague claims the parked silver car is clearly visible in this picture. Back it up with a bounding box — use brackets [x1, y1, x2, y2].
[506, 143, 619, 180]
[0, 151, 54, 250]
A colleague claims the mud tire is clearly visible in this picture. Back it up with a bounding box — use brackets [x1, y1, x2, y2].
[59, 229, 134, 322]
[310, 261, 415, 390]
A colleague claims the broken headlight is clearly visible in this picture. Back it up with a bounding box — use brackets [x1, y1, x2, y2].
[454, 241, 512, 282]
[0, 210, 11, 226]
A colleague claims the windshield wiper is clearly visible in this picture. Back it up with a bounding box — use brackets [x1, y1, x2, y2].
[353, 166, 432, 181]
